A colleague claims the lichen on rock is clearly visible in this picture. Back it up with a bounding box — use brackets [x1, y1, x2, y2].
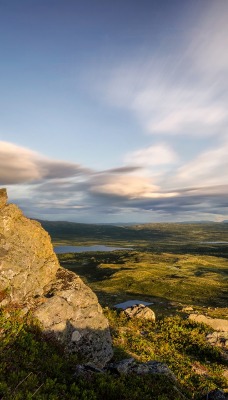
[0, 189, 113, 367]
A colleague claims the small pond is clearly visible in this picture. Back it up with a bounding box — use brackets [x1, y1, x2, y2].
[54, 245, 132, 254]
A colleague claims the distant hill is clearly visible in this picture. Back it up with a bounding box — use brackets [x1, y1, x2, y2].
[37, 219, 228, 248]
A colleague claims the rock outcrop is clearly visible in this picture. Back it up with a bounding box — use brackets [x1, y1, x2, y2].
[0, 189, 59, 302]
[0, 189, 113, 367]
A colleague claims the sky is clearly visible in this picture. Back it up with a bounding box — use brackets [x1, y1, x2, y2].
[0, 0, 227, 223]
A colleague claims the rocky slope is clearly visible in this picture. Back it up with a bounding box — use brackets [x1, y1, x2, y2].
[0, 188, 113, 367]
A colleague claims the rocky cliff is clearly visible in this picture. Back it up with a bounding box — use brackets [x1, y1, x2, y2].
[0, 188, 113, 367]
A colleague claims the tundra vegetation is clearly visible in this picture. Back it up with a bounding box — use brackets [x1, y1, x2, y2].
[1, 222, 227, 399]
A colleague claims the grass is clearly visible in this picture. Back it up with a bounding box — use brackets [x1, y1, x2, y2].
[0, 306, 227, 400]
[58, 250, 228, 318]
[1, 222, 227, 399]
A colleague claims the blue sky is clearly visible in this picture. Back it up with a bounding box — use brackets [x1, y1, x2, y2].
[0, 0, 227, 223]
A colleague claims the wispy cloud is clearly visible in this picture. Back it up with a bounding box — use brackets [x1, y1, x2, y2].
[2, 137, 228, 222]
[0, 141, 90, 184]
[124, 143, 178, 167]
[100, 2, 228, 138]
[174, 140, 228, 188]
[89, 173, 178, 199]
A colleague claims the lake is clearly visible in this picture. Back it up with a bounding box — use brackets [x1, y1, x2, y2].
[200, 241, 228, 244]
[54, 245, 132, 254]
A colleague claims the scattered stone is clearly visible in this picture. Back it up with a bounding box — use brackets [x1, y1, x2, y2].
[188, 314, 228, 332]
[123, 304, 156, 322]
[107, 358, 176, 380]
[0, 189, 113, 368]
[206, 332, 228, 348]
[74, 364, 104, 377]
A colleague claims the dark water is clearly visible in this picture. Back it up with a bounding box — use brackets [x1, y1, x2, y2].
[54, 245, 132, 254]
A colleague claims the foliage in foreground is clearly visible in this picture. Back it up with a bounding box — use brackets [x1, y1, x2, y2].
[106, 309, 227, 398]
[0, 307, 227, 400]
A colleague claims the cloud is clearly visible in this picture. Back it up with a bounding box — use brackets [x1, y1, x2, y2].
[104, 166, 142, 174]
[174, 140, 228, 188]
[0, 141, 90, 184]
[190, 1, 228, 76]
[100, 2, 228, 138]
[2, 138, 227, 222]
[124, 143, 177, 166]
[89, 173, 177, 199]
[104, 62, 227, 137]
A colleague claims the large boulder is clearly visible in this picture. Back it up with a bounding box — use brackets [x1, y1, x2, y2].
[0, 189, 113, 367]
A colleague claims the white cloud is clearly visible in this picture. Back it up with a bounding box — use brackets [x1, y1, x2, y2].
[190, 1, 228, 75]
[173, 140, 228, 188]
[101, 2, 228, 138]
[89, 174, 177, 199]
[124, 143, 177, 166]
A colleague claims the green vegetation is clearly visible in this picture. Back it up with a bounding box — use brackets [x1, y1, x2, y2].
[1, 222, 227, 399]
[0, 306, 227, 399]
[58, 250, 228, 318]
[39, 221, 228, 258]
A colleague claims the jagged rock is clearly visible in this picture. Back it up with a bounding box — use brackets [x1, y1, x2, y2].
[0, 188, 7, 208]
[107, 358, 176, 380]
[0, 191, 58, 302]
[188, 314, 228, 332]
[0, 189, 113, 367]
[123, 304, 156, 321]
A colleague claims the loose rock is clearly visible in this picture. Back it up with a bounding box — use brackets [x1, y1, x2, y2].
[123, 304, 156, 322]
[107, 358, 176, 380]
[188, 314, 228, 332]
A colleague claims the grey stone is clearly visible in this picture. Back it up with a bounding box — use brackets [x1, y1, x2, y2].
[107, 358, 175, 380]
[123, 304, 156, 322]
[206, 332, 228, 348]
[188, 314, 228, 332]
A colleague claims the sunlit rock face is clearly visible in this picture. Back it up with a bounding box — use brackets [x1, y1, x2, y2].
[0, 189, 113, 367]
[0, 188, 59, 302]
